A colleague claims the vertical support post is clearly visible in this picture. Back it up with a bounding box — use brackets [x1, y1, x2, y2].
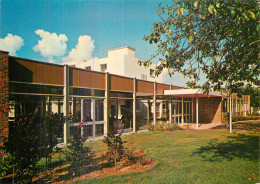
[104, 72, 110, 136]
[243, 95, 246, 116]
[192, 97, 194, 123]
[181, 96, 184, 125]
[169, 85, 172, 124]
[153, 82, 157, 127]
[80, 99, 84, 137]
[229, 94, 232, 133]
[196, 96, 199, 129]
[92, 99, 96, 137]
[147, 100, 150, 124]
[63, 65, 70, 144]
[80, 99, 84, 121]
[235, 99, 238, 115]
[221, 91, 223, 122]
[227, 93, 230, 113]
[239, 99, 242, 116]
[133, 78, 137, 132]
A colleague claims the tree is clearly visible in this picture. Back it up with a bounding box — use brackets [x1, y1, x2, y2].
[140, 0, 259, 94]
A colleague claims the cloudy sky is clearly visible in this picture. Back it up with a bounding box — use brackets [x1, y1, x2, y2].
[0, 0, 191, 86]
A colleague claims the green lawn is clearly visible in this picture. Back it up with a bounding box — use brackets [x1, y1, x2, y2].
[77, 129, 259, 184]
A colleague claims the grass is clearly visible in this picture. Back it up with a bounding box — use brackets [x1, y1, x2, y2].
[75, 129, 259, 184]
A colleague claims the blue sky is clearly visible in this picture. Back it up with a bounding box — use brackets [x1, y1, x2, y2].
[0, 0, 193, 86]
[0, 0, 166, 61]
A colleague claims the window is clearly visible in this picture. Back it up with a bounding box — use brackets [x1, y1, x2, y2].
[150, 69, 155, 77]
[86, 66, 91, 71]
[100, 64, 107, 72]
[141, 74, 147, 80]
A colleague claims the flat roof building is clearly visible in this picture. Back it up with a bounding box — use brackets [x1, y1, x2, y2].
[0, 49, 250, 149]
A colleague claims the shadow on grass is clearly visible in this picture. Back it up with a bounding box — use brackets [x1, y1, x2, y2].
[210, 120, 260, 132]
[192, 133, 259, 162]
[31, 152, 113, 183]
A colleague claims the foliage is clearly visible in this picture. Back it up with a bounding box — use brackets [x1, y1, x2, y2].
[2, 111, 64, 183]
[166, 123, 183, 131]
[141, 0, 259, 94]
[38, 112, 64, 169]
[0, 154, 13, 177]
[149, 121, 183, 131]
[67, 128, 92, 178]
[148, 122, 155, 132]
[242, 86, 260, 108]
[232, 115, 259, 122]
[4, 112, 41, 183]
[103, 131, 127, 169]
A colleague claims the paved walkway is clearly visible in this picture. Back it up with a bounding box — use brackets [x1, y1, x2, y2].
[180, 123, 224, 130]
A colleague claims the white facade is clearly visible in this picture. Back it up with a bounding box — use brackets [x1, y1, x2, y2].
[85, 46, 163, 83]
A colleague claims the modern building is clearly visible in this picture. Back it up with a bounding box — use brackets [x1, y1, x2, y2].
[0, 49, 250, 148]
[85, 46, 162, 83]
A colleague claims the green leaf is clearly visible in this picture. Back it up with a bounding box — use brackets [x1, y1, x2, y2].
[193, 1, 198, 9]
[208, 5, 214, 14]
[216, 2, 220, 8]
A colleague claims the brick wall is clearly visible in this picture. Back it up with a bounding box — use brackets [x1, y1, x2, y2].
[0, 51, 9, 154]
[192, 97, 222, 124]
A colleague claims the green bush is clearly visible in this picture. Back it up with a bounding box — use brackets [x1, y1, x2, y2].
[148, 123, 154, 132]
[0, 154, 13, 177]
[232, 115, 259, 122]
[103, 130, 126, 169]
[167, 123, 183, 131]
[67, 129, 92, 178]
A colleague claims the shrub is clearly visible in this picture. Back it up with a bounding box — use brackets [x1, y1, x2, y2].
[148, 122, 154, 132]
[0, 154, 13, 177]
[2, 110, 64, 183]
[166, 123, 183, 131]
[232, 115, 260, 122]
[4, 112, 41, 183]
[154, 122, 164, 131]
[103, 130, 126, 169]
[67, 128, 92, 178]
[39, 112, 64, 169]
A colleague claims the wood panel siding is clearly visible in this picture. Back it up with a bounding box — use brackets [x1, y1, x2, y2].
[70, 68, 105, 89]
[110, 75, 133, 92]
[9, 57, 64, 85]
[156, 83, 170, 95]
[136, 80, 154, 94]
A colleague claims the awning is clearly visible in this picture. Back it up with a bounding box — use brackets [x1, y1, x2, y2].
[164, 88, 226, 98]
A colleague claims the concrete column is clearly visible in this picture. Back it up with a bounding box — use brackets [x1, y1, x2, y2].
[192, 98, 194, 123]
[196, 96, 199, 129]
[169, 85, 172, 124]
[80, 99, 84, 137]
[227, 94, 230, 113]
[147, 100, 150, 124]
[181, 96, 184, 125]
[80, 99, 84, 121]
[243, 96, 246, 116]
[229, 94, 232, 133]
[63, 65, 70, 144]
[133, 78, 137, 132]
[92, 99, 96, 137]
[153, 82, 157, 126]
[104, 72, 110, 135]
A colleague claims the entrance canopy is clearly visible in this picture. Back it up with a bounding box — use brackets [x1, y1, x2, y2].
[164, 88, 226, 98]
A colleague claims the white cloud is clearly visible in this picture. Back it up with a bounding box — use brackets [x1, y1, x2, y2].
[33, 29, 68, 62]
[62, 35, 95, 66]
[0, 34, 24, 56]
